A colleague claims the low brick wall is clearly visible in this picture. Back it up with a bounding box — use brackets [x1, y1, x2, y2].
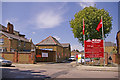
[86, 53, 108, 66]
[112, 54, 120, 64]
[1, 51, 35, 64]
[100, 53, 108, 65]
[2, 52, 15, 62]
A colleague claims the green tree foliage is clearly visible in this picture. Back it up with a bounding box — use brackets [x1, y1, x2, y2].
[70, 6, 112, 46]
[76, 49, 79, 52]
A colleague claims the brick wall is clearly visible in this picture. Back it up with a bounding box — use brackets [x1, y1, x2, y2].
[36, 45, 70, 62]
[0, 34, 32, 52]
[105, 46, 117, 56]
[1, 51, 35, 64]
[116, 31, 120, 54]
[89, 53, 108, 66]
[2, 52, 15, 62]
[100, 53, 108, 65]
[0, 35, 11, 52]
[11, 39, 18, 51]
[112, 53, 120, 64]
[63, 47, 71, 60]
[36, 49, 56, 62]
[57, 46, 64, 62]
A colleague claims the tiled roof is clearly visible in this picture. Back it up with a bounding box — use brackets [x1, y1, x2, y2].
[105, 42, 116, 47]
[0, 31, 29, 42]
[36, 36, 62, 46]
[71, 50, 80, 54]
[61, 43, 70, 48]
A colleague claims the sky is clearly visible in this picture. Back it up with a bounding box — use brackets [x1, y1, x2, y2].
[1, 1, 119, 51]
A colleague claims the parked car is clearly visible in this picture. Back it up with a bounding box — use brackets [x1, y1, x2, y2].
[81, 58, 91, 63]
[68, 56, 76, 61]
[0, 56, 12, 66]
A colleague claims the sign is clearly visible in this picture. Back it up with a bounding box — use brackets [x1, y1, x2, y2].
[36, 55, 41, 58]
[85, 39, 103, 47]
[85, 53, 104, 58]
[40, 48, 53, 51]
[85, 39, 104, 58]
[85, 47, 104, 53]
[78, 54, 82, 63]
[42, 53, 48, 57]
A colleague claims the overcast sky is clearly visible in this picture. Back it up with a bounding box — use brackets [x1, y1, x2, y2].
[1, 1, 119, 51]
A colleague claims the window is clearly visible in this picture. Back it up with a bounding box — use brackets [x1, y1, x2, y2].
[0, 38, 4, 45]
[40, 48, 53, 51]
[0, 47, 7, 52]
[0, 49, 3, 52]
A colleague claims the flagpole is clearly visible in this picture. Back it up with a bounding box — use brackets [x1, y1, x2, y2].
[101, 16, 105, 67]
[83, 18, 86, 65]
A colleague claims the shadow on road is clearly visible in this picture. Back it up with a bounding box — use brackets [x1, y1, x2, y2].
[1, 67, 51, 79]
[36, 60, 74, 64]
[2, 65, 15, 67]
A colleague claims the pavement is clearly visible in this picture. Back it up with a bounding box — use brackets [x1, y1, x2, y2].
[70, 61, 119, 72]
[13, 61, 119, 72]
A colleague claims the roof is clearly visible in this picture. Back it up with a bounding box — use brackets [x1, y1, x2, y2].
[61, 43, 70, 48]
[71, 50, 79, 53]
[0, 31, 29, 42]
[36, 36, 62, 46]
[105, 42, 116, 47]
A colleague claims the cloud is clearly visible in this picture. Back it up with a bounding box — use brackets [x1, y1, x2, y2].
[79, 0, 95, 8]
[35, 10, 63, 29]
[71, 44, 84, 51]
[53, 36, 61, 41]
[32, 32, 36, 34]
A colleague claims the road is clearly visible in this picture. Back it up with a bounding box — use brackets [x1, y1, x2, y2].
[0, 61, 119, 79]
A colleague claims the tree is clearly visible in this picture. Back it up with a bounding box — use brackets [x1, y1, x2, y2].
[76, 49, 79, 52]
[70, 6, 112, 46]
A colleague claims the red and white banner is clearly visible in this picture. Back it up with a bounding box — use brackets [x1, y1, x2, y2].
[83, 19, 85, 35]
[96, 19, 102, 32]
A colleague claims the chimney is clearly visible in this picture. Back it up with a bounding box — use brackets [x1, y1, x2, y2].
[29, 38, 32, 43]
[7, 22, 14, 34]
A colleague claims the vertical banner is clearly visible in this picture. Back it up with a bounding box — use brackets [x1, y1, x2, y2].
[78, 54, 82, 63]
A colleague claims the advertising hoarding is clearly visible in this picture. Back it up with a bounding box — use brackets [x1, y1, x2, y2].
[85, 39, 104, 58]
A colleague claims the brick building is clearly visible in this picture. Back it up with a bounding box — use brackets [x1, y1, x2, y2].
[71, 50, 81, 57]
[105, 42, 117, 56]
[116, 31, 120, 54]
[61, 43, 71, 59]
[36, 36, 71, 62]
[0, 22, 33, 52]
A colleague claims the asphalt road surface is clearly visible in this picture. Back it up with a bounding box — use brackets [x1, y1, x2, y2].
[0, 61, 119, 79]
